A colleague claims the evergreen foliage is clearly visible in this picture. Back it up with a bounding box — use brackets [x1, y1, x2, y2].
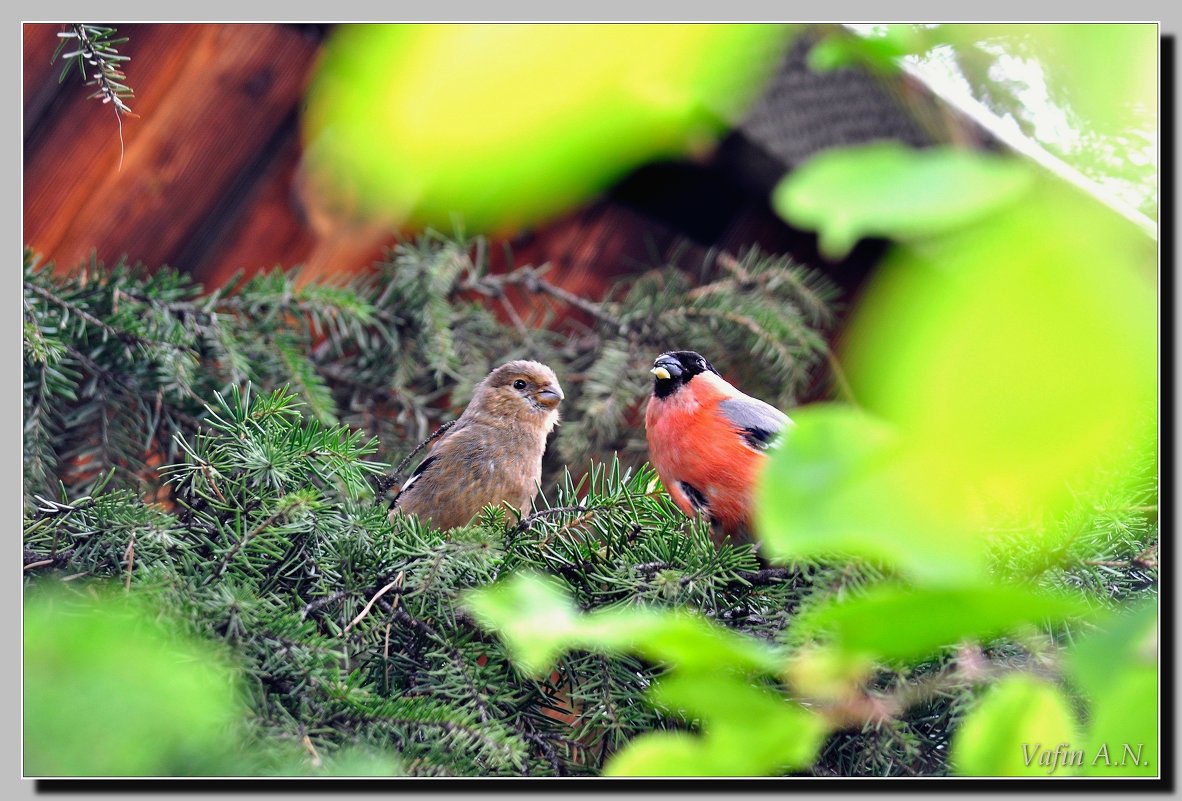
[53, 24, 134, 116]
[22, 237, 838, 504]
[22, 235, 1157, 777]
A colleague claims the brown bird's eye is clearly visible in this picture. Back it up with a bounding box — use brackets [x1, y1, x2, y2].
[513, 379, 527, 390]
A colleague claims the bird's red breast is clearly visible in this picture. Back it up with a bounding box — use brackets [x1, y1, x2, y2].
[645, 370, 769, 545]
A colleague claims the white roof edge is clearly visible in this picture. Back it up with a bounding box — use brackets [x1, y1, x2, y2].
[898, 57, 1158, 241]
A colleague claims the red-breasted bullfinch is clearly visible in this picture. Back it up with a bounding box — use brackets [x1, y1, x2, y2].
[644, 350, 791, 547]
[389, 360, 564, 531]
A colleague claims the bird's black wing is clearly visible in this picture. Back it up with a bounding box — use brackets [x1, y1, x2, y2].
[390, 455, 438, 508]
[389, 418, 467, 509]
[718, 395, 791, 451]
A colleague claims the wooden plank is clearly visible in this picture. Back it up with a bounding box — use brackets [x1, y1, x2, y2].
[189, 128, 330, 287]
[482, 200, 689, 332]
[23, 23, 68, 136]
[23, 23, 61, 106]
[24, 24, 212, 268]
[30, 24, 321, 274]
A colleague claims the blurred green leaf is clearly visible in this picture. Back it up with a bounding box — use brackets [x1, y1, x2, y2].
[634, 614, 786, 677]
[755, 404, 987, 584]
[469, 572, 826, 777]
[23, 587, 245, 776]
[844, 175, 1157, 530]
[602, 731, 713, 776]
[807, 24, 935, 74]
[772, 143, 1033, 258]
[461, 570, 579, 675]
[792, 582, 1091, 665]
[785, 643, 875, 701]
[318, 746, 407, 777]
[1068, 603, 1157, 776]
[934, 24, 1159, 221]
[604, 673, 826, 776]
[1068, 602, 1156, 701]
[465, 571, 783, 677]
[952, 674, 1080, 776]
[303, 23, 794, 235]
[653, 673, 825, 773]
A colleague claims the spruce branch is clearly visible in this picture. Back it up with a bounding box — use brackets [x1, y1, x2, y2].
[212, 500, 306, 580]
[54, 25, 135, 165]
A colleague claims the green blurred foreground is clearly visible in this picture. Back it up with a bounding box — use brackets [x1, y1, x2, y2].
[301, 24, 793, 233]
[24, 23, 1158, 778]
[24, 588, 243, 776]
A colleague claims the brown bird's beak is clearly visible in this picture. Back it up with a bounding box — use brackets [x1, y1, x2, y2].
[534, 384, 564, 410]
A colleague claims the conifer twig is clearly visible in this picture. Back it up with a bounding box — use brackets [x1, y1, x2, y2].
[301, 732, 322, 768]
[213, 504, 300, 579]
[301, 590, 348, 621]
[344, 572, 404, 635]
[1085, 543, 1158, 570]
[123, 532, 135, 590]
[511, 505, 590, 535]
[54, 25, 135, 167]
[728, 566, 796, 586]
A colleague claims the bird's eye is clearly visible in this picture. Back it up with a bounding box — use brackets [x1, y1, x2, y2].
[697, 360, 707, 371]
[513, 379, 527, 390]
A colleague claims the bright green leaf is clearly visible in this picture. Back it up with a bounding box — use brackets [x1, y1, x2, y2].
[654, 673, 826, 773]
[603, 732, 718, 777]
[755, 404, 987, 584]
[468, 573, 824, 777]
[952, 674, 1080, 776]
[772, 143, 1033, 258]
[937, 24, 1157, 145]
[605, 674, 826, 776]
[465, 572, 784, 677]
[462, 572, 582, 676]
[929, 23, 1158, 220]
[786, 644, 875, 701]
[1067, 602, 1156, 703]
[304, 24, 795, 234]
[1068, 603, 1158, 777]
[628, 614, 786, 676]
[792, 582, 1092, 665]
[319, 746, 406, 777]
[843, 175, 1157, 530]
[807, 24, 935, 74]
[23, 588, 245, 776]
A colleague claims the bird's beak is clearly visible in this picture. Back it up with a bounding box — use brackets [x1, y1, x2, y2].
[651, 357, 682, 381]
[534, 384, 564, 409]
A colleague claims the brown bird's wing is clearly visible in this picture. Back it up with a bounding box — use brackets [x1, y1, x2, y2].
[394, 454, 438, 502]
[391, 418, 466, 508]
[718, 396, 790, 452]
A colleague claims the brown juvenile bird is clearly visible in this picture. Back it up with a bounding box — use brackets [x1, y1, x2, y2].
[388, 360, 564, 531]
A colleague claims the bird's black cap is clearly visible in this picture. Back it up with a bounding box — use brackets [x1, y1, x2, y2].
[650, 351, 718, 399]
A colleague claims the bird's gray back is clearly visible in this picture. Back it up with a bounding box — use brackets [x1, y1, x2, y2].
[718, 395, 791, 451]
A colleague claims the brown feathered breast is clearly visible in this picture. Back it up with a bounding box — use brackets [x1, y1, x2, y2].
[389, 360, 563, 531]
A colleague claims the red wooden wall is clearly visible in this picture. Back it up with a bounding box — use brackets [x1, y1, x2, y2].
[23, 23, 898, 312]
